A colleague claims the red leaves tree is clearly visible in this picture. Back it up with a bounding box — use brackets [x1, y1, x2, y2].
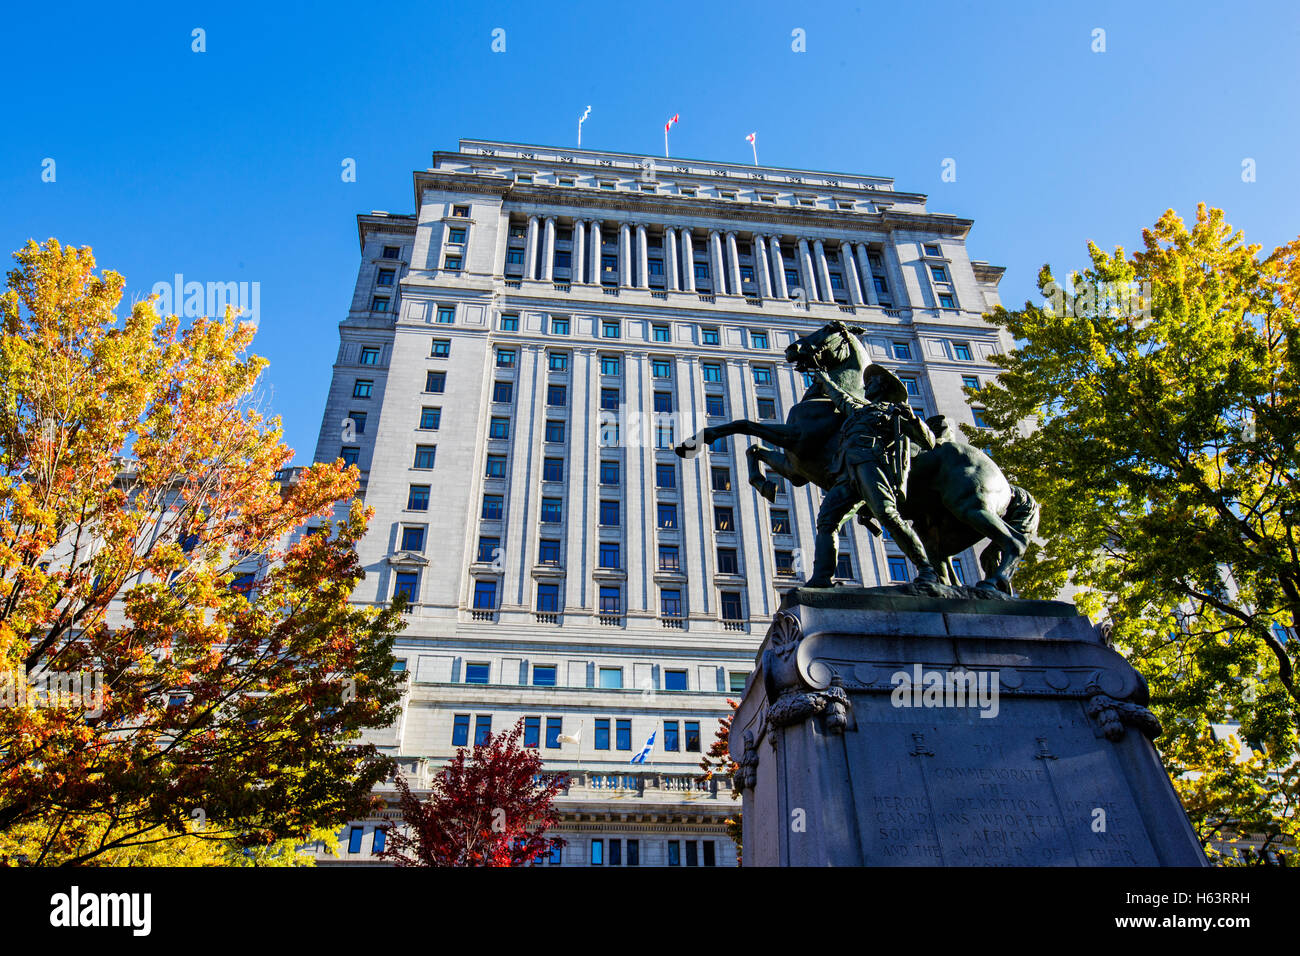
[698, 698, 742, 864]
[379, 718, 566, 867]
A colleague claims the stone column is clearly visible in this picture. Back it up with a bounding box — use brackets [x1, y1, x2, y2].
[541, 217, 556, 282]
[814, 239, 832, 302]
[798, 237, 816, 301]
[726, 232, 743, 296]
[589, 221, 602, 284]
[754, 235, 772, 298]
[770, 237, 788, 299]
[841, 241, 864, 305]
[619, 222, 632, 287]
[709, 230, 725, 294]
[524, 215, 539, 280]
[572, 220, 586, 284]
[855, 243, 880, 306]
[682, 230, 696, 292]
[665, 226, 679, 291]
[636, 223, 650, 289]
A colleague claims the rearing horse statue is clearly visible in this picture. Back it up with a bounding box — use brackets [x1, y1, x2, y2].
[673, 320, 1039, 594]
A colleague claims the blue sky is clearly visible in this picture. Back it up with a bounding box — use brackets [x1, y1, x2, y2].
[4, 0, 1297, 463]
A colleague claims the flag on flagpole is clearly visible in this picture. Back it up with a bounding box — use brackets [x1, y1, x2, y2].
[630, 730, 656, 764]
[746, 132, 758, 166]
[578, 105, 591, 146]
[664, 113, 679, 158]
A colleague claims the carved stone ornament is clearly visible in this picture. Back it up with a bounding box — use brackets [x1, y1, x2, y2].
[1085, 676, 1162, 741]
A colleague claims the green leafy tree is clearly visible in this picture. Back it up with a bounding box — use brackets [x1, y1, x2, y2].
[976, 205, 1300, 862]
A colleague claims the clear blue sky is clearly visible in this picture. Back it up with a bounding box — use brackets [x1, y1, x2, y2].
[4, 1, 1297, 463]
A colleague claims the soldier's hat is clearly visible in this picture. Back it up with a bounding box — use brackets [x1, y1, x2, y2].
[862, 364, 910, 404]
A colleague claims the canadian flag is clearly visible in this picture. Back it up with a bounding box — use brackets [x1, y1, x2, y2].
[665, 113, 680, 132]
[746, 132, 756, 144]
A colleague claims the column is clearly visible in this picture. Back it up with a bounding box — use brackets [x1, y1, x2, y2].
[726, 232, 743, 296]
[813, 239, 832, 302]
[753, 235, 772, 298]
[797, 237, 816, 301]
[709, 230, 725, 294]
[619, 222, 632, 287]
[524, 215, 539, 280]
[636, 223, 650, 289]
[770, 236, 788, 298]
[541, 217, 556, 282]
[665, 226, 679, 291]
[572, 220, 586, 284]
[855, 242, 880, 307]
[841, 241, 864, 305]
[682, 230, 696, 292]
[589, 221, 602, 284]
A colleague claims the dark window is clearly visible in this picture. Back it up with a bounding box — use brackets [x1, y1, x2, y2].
[602, 321, 620, 338]
[720, 592, 743, 621]
[752, 366, 773, 385]
[653, 325, 670, 342]
[668, 841, 681, 865]
[775, 550, 795, 576]
[888, 556, 909, 582]
[492, 380, 512, 402]
[656, 463, 676, 488]
[651, 358, 672, 378]
[972, 408, 989, 428]
[548, 351, 568, 371]
[835, 552, 855, 579]
[701, 327, 719, 345]
[465, 663, 490, 684]
[352, 379, 373, 399]
[426, 371, 446, 393]
[488, 417, 509, 439]
[548, 384, 567, 407]
[953, 342, 973, 361]
[599, 542, 621, 569]
[664, 670, 688, 691]
[591, 839, 604, 865]
[601, 387, 620, 411]
[654, 391, 672, 413]
[599, 500, 620, 526]
[757, 397, 777, 419]
[371, 296, 390, 312]
[400, 526, 426, 551]
[481, 495, 504, 519]
[939, 294, 956, 309]
[348, 827, 364, 853]
[524, 716, 541, 748]
[599, 586, 621, 615]
[714, 507, 734, 532]
[477, 537, 500, 563]
[751, 331, 769, 349]
[771, 510, 791, 534]
[658, 545, 680, 571]
[538, 539, 561, 565]
[496, 348, 516, 368]
[627, 840, 639, 866]
[540, 497, 562, 522]
[393, 571, 419, 603]
[703, 841, 716, 867]
[431, 339, 450, 358]
[892, 341, 911, 361]
[348, 410, 367, 433]
[962, 375, 980, 390]
[543, 458, 564, 482]
[407, 485, 430, 510]
[702, 363, 722, 383]
[705, 394, 725, 416]
[711, 467, 732, 492]
[452, 714, 470, 747]
[545, 717, 562, 748]
[685, 841, 699, 866]
[473, 579, 497, 609]
[716, 548, 738, 574]
[545, 420, 565, 443]
[485, 455, 507, 478]
[382, 245, 400, 259]
[661, 589, 682, 617]
[900, 377, 919, 397]
[359, 347, 380, 365]
[685, 720, 701, 752]
[551, 316, 570, 335]
[474, 714, 492, 745]
[595, 718, 610, 750]
[601, 355, 621, 375]
[616, 719, 632, 750]
[413, 445, 436, 468]
[340, 446, 360, 466]
[600, 460, 619, 485]
[437, 306, 455, 324]
[533, 665, 557, 686]
[537, 584, 559, 612]
[664, 721, 680, 751]
[930, 265, 948, 282]
[657, 503, 678, 529]
[449, 227, 467, 244]
[499, 313, 517, 331]
[420, 406, 441, 429]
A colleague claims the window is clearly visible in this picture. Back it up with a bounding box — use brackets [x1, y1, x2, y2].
[616, 719, 631, 751]
[359, 347, 380, 366]
[437, 306, 455, 324]
[419, 406, 441, 429]
[705, 394, 725, 416]
[453, 205, 469, 218]
[972, 408, 989, 428]
[655, 463, 676, 488]
[701, 363, 722, 383]
[465, 663, 490, 684]
[830, 273, 844, 290]
[923, 243, 941, 256]
[477, 537, 500, 563]
[507, 249, 525, 265]
[375, 269, 395, 287]
[651, 358, 672, 378]
[543, 458, 564, 482]
[340, 446, 359, 466]
[752, 366, 773, 386]
[701, 327, 720, 345]
[962, 375, 980, 390]
[538, 539, 561, 565]
[716, 548, 738, 574]
[599, 586, 621, 615]
[951, 559, 967, 585]
[601, 387, 620, 411]
[533, 664, 557, 686]
[888, 556, 909, 582]
[594, 719, 611, 751]
[711, 467, 732, 492]
[431, 339, 451, 358]
[891, 341, 911, 361]
[714, 507, 734, 532]
[545, 420, 565, 443]
[400, 526, 426, 551]
[953, 342, 973, 361]
[729, 672, 748, 693]
[496, 348, 516, 368]
[352, 379, 373, 399]
[599, 542, 621, 569]
[627, 840, 640, 867]
[667, 842, 681, 866]
[939, 293, 956, 309]
[482, 495, 504, 519]
[751, 331, 769, 349]
[549, 351, 569, 371]
[382, 245, 400, 259]
[835, 552, 855, 579]
[664, 670, 688, 691]
[540, 497, 562, 522]
[653, 324, 671, 342]
[347, 827, 364, 854]
[602, 321, 620, 339]
[658, 503, 678, 529]
[407, 485, 430, 510]
[771, 510, 791, 534]
[413, 445, 437, 469]
[452, 714, 470, 747]
[654, 391, 672, 413]
[473, 579, 497, 609]
[546, 717, 563, 748]
[443, 256, 462, 271]
[524, 716, 540, 749]
[930, 265, 948, 282]
[775, 550, 795, 576]
[599, 500, 620, 526]
[661, 589, 683, 617]
[370, 296, 390, 312]
[664, 721, 680, 751]
[874, 275, 890, 297]
[491, 380, 511, 402]
[474, 714, 492, 745]
[757, 397, 777, 419]
[485, 455, 507, 478]
[591, 840, 604, 865]
[658, 545, 680, 571]
[393, 570, 419, 603]
[488, 417, 509, 440]
[694, 263, 709, 281]
[685, 720, 702, 752]
[897, 377, 920, 398]
[599, 667, 623, 688]
[448, 227, 467, 244]
[740, 266, 753, 282]
[547, 384, 567, 407]
[600, 460, 619, 485]
[601, 355, 621, 376]
[703, 841, 716, 867]
[427, 371, 447, 393]
[551, 316, 570, 335]
[785, 269, 799, 289]
[348, 410, 367, 434]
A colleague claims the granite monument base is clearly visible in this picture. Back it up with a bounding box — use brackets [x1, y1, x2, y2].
[730, 587, 1207, 866]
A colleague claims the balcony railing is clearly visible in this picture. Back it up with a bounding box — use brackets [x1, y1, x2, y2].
[470, 609, 496, 622]
[534, 612, 559, 625]
[598, 614, 623, 626]
[721, 619, 746, 631]
[661, 617, 684, 629]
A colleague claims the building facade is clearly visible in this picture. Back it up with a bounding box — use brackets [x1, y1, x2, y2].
[311, 139, 1011, 866]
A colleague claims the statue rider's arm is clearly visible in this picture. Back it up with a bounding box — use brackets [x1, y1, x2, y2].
[812, 370, 862, 416]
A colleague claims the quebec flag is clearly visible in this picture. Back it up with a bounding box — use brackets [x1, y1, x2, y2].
[630, 730, 656, 764]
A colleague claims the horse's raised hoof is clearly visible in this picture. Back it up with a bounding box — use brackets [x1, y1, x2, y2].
[674, 430, 708, 459]
[759, 479, 778, 503]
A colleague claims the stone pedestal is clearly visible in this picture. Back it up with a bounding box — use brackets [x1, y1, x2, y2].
[730, 588, 1207, 866]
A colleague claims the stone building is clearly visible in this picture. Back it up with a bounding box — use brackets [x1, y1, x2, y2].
[310, 138, 1010, 866]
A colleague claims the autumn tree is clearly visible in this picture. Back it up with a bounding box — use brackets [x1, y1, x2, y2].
[0, 239, 406, 866]
[698, 698, 742, 863]
[379, 719, 565, 867]
[976, 205, 1300, 862]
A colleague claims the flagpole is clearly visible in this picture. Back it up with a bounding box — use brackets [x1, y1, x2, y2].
[751, 140, 758, 166]
[664, 125, 669, 159]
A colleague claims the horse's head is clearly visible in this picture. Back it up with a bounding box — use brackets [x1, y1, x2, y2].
[785, 320, 868, 372]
